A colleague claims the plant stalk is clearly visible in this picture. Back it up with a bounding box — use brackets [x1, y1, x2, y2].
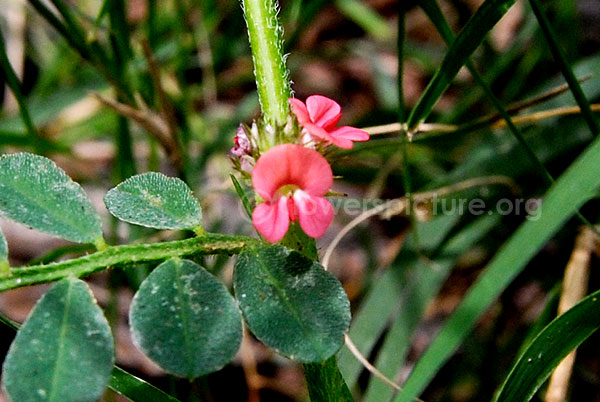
[241, 0, 291, 125]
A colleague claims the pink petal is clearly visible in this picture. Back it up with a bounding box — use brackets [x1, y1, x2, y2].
[306, 95, 342, 130]
[327, 126, 370, 149]
[302, 121, 336, 143]
[252, 144, 333, 199]
[329, 126, 370, 141]
[288, 98, 311, 125]
[293, 190, 334, 238]
[252, 197, 290, 242]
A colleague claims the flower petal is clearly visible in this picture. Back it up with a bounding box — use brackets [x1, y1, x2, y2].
[306, 95, 342, 130]
[288, 98, 311, 125]
[293, 190, 334, 239]
[329, 126, 370, 141]
[252, 144, 333, 199]
[303, 122, 335, 143]
[327, 126, 370, 149]
[252, 197, 290, 242]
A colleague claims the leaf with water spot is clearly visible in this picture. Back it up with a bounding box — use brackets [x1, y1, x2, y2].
[130, 258, 243, 379]
[2, 278, 114, 402]
[104, 172, 203, 230]
[234, 245, 351, 362]
[0, 153, 103, 243]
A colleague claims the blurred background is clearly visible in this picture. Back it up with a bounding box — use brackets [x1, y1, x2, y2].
[1, 0, 600, 401]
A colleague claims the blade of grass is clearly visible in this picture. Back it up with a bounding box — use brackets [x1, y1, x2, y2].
[363, 214, 500, 402]
[334, 0, 392, 40]
[0, 30, 50, 153]
[392, 116, 600, 402]
[528, 0, 599, 138]
[109, 367, 181, 402]
[25, 0, 91, 59]
[420, 0, 599, 236]
[230, 174, 253, 219]
[406, 0, 518, 131]
[338, 215, 460, 389]
[494, 288, 600, 402]
[49, 0, 89, 50]
[397, 2, 419, 248]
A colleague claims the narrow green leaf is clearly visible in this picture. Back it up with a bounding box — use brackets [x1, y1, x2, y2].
[338, 214, 459, 388]
[109, 366, 180, 402]
[407, 0, 518, 130]
[230, 173, 253, 219]
[0, 153, 103, 244]
[2, 278, 114, 402]
[495, 289, 600, 402]
[104, 172, 203, 231]
[528, 0, 599, 138]
[363, 215, 500, 402]
[130, 258, 243, 379]
[334, 0, 392, 40]
[0, 31, 47, 152]
[234, 245, 350, 362]
[393, 122, 600, 402]
[304, 356, 355, 402]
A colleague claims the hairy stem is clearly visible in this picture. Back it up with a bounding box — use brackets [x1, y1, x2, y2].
[0, 234, 257, 292]
[241, 0, 291, 125]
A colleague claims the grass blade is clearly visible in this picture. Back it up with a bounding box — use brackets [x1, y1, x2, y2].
[338, 215, 460, 388]
[109, 367, 181, 402]
[0, 30, 48, 153]
[406, 0, 518, 130]
[494, 288, 600, 402]
[528, 0, 599, 138]
[393, 131, 600, 402]
[334, 0, 392, 40]
[363, 215, 500, 402]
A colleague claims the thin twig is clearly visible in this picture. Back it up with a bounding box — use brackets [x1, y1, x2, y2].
[344, 335, 427, 402]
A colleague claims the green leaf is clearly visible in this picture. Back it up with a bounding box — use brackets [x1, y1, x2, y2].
[407, 0, 518, 130]
[495, 288, 600, 402]
[0, 153, 103, 244]
[0, 308, 179, 402]
[109, 366, 180, 402]
[393, 113, 600, 402]
[130, 258, 242, 379]
[105, 172, 203, 231]
[2, 278, 114, 402]
[234, 245, 351, 362]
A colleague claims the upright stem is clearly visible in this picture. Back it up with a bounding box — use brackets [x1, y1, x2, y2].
[241, 0, 291, 125]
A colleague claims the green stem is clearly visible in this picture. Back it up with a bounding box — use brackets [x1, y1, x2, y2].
[241, 0, 291, 125]
[0, 234, 257, 292]
[282, 225, 355, 401]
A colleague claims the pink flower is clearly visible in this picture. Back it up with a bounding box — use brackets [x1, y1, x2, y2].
[288, 95, 369, 149]
[252, 144, 334, 242]
[231, 125, 251, 157]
